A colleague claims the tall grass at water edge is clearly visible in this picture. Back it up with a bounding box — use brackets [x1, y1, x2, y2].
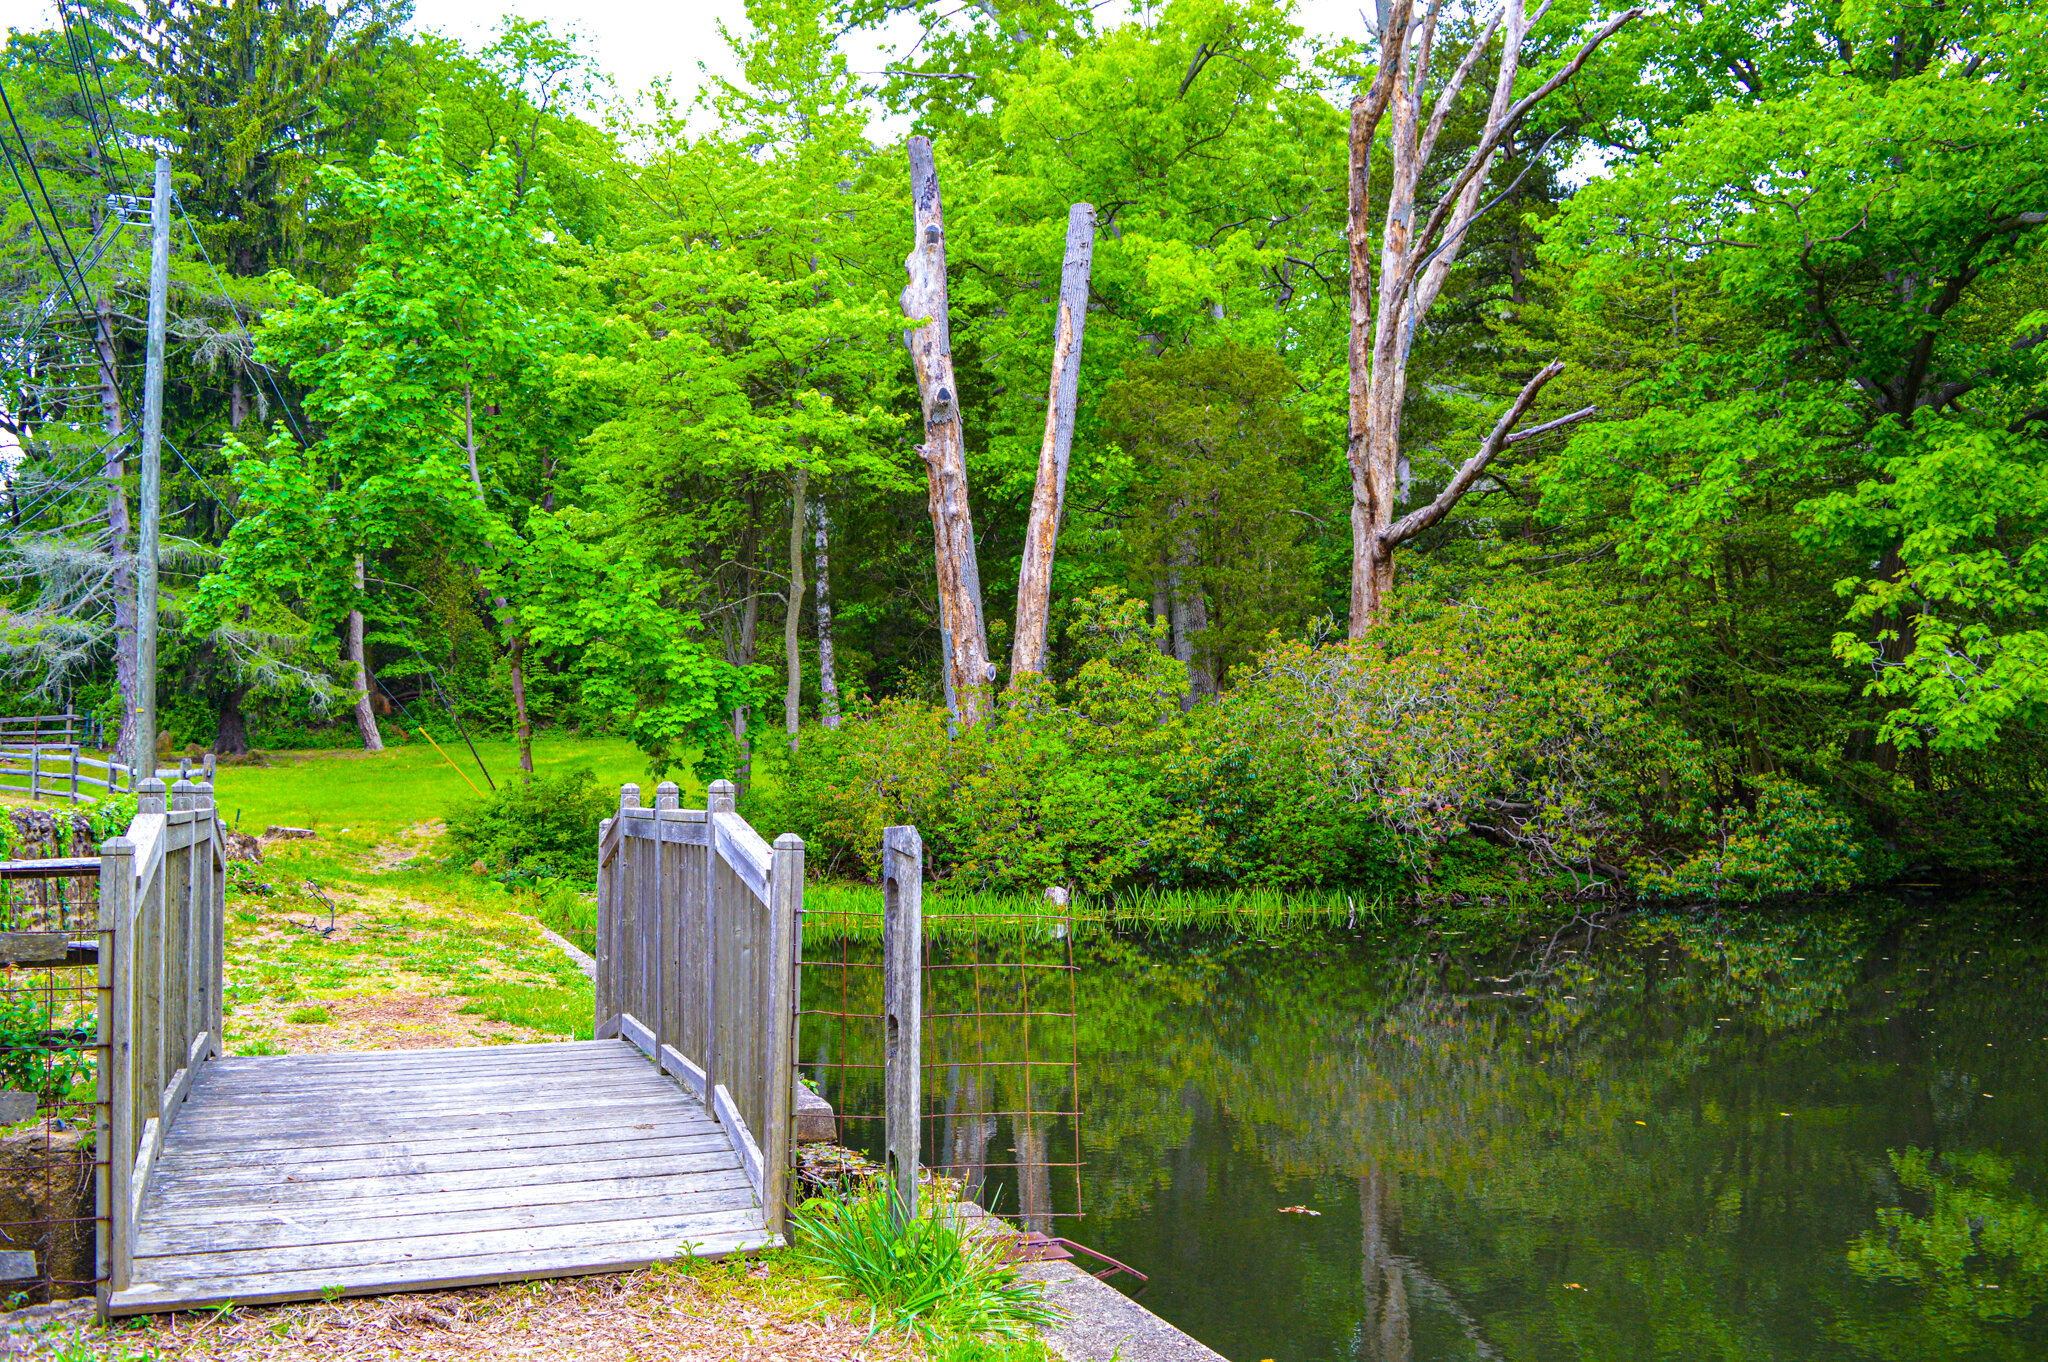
[519, 877, 1393, 954]
[799, 882, 1395, 944]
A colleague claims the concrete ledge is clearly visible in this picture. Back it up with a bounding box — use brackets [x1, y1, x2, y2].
[1020, 1259, 1228, 1362]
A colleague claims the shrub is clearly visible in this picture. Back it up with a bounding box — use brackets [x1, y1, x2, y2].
[444, 767, 614, 882]
[792, 1180, 1060, 1340]
[1638, 775, 1882, 900]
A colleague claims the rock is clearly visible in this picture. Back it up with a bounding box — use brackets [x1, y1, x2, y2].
[795, 1081, 837, 1143]
[1043, 885, 1070, 907]
[223, 832, 264, 863]
[262, 826, 315, 841]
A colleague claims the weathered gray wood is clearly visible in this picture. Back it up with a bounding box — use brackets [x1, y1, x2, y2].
[661, 1043, 708, 1100]
[137, 1183, 764, 1255]
[141, 1204, 771, 1279]
[0, 1251, 35, 1281]
[900, 135, 992, 725]
[703, 780, 735, 1117]
[763, 832, 802, 1234]
[712, 811, 772, 904]
[714, 1082, 764, 1201]
[0, 1091, 36, 1123]
[617, 1011, 657, 1061]
[145, 1168, 753, 1227]
[173, 1088, 692, 1127]
[1012, 204, 1097, 677]
[153, 1146, 748, 1207]
[107, 1225, 780, 1314]
[164, 1119, 720, 1166]
[0, 858, 99, 881]
[202, 1039, 630, 1071]
[883, 824, 924, 1224]
[100, 833, 136, 1294]
[156, 1133, 736, 1187]
[0, 931, 70, 964]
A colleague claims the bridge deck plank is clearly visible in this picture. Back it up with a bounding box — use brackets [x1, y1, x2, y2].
[108, 1038, 771, 1315]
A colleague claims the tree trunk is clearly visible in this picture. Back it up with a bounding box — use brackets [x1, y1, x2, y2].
[508, 630, 533, 782]
[96, 300, 135, 762]
[229, 364, 248, 430]
[350, 554, 385, 752]
[785, 467, 808, 752]
[1011, 203, 1096, 678]
[813, 500, 841, 730]
[1345, 0, 1632, 634]
[900, 136, 992, 725]
[215, 683, 251, 756]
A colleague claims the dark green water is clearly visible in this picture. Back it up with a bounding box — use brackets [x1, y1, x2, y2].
[801, 895, 2048, 1361]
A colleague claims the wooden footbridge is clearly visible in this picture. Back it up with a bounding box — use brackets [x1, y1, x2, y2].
[96, 778, 803, 1316]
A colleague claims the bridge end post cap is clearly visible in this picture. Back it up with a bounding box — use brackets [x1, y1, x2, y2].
[773, 832, 805, 851]
[619, 783, 641, 811]
[654, 781, 680, 810]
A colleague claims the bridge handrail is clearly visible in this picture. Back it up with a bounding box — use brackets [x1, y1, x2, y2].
[596, 779, 803, 1237]
[96, 778, 224, 1305]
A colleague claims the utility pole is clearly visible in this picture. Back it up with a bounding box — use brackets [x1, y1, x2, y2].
[134, 157, 170, 779]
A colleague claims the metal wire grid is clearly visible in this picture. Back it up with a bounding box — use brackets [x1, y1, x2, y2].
[797, 907, 1084, 1232]
[0, 840, 103, 1304]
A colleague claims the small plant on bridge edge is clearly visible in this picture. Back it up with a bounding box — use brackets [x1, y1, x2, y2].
[792, 1180, 1060, 1342]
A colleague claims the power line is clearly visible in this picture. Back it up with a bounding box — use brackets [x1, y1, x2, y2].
[173, 194, 310, 448]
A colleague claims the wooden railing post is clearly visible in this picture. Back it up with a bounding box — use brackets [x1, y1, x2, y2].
[135, 779, 166, 1129]
[68, 747, 80, 804]
[170, 780, 195, 1072]
[97, 833, 135, 1302]
[704, 780, 735, 1116]
[196, 781, 221, 1056]
[595, 810, 615, 1030]
[652, 782, 679, 1059]
[765, 832, 803, 1237]
[881, 826, 922, 1226]
[614, 784, 639, 1029]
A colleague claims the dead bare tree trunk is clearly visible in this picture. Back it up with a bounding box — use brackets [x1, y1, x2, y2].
[813, 500, 841, 730]
[349, 554, 385, 752]
[1346, 0, 1632, 634]
[901, 136, 992, 725]
[1011, 203, 1097, 678]
[731, 494, 762, 800]
[95, 299, 135, 761]
[785, 468, 808, 752]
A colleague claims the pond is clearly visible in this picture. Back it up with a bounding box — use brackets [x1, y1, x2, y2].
[800, 894, 2048, 1362]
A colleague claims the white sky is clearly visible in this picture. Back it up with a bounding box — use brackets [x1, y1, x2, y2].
[1, 0, 1374, 136]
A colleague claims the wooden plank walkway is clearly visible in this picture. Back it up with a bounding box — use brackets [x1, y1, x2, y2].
[107, 1039, 777, 1314]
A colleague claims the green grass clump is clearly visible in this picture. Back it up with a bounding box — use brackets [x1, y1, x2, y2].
[284, 1006, 331, 1025]
[457, 981, 594, 1040]
[792, 1182, 1060, 1340]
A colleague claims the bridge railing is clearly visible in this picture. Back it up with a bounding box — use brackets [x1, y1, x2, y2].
[596, 779, 803, 1236]
[96, 778, 224, 1301]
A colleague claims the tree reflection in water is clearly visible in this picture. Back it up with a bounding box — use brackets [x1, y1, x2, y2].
[803, 897, 2048, 1361]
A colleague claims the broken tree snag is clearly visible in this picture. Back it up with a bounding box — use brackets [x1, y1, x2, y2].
[1345, 0, 1640, 636]
[901, 135, 993, 726]
[1011, 202, 1097, 679]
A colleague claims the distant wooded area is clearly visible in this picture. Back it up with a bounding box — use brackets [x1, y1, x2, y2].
[3, 0, 2043, 894]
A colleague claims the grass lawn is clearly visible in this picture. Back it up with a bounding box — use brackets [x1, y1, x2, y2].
[209, 733, 690, 844]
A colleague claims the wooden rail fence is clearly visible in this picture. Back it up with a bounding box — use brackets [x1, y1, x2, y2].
[0, 750, 215, 805]
[597, 779, 804, 1236]
[96, 777, 224, 1303]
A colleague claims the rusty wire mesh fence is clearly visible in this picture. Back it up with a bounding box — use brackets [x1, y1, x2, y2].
[797, 903, 1083, 1234]
[0, 808, 106, 1304]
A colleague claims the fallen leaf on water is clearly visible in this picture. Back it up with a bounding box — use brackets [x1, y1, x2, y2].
[1563, 1283, 1585, 1290]
[1277, 1206, 1321, 1216]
